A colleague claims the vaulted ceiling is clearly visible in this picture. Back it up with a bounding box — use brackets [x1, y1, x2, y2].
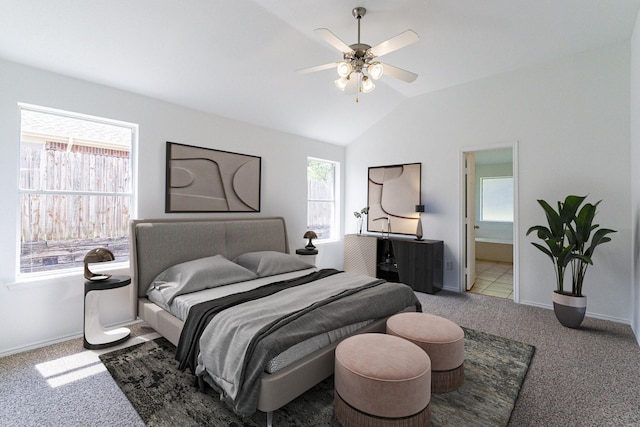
[1, 1, 638, 145]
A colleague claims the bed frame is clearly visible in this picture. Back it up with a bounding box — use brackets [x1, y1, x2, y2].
[129, 217, 410, 426]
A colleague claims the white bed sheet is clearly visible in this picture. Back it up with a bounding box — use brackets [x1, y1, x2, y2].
[153, 268, 318, 321]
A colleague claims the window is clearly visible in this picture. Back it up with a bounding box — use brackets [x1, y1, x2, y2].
[307, 158, 339, 241]
[18, 104, 137, 276]
[480, 176, 513, 222]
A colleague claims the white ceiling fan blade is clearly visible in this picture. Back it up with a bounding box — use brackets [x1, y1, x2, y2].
[380, 63, 418, 83]
[369, 30, 419, 58]
[297, 62, 338, 74]
[314, 28, 353, 54]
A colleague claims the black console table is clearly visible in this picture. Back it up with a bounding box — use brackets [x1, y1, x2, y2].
[344, 234, 444, 294]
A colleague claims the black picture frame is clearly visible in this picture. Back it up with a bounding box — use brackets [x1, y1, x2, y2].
[165, 142, 261, 213]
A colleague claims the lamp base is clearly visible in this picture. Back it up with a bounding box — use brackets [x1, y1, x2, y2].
[415, 218, 423, 241]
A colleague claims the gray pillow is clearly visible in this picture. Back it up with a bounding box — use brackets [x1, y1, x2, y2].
[147, 254, 257, 307]
[233, 251, 314, 277]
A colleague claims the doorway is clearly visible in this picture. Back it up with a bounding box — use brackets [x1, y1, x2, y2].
[461, 145, 518, 301]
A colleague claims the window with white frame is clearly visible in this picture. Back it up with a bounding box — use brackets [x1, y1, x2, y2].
[480, 176, 513, 222]
[307, 157, 338, 241]
[18, 104, 137, 276]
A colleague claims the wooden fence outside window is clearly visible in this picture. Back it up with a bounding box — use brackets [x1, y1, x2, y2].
[19, 144, 131, 273]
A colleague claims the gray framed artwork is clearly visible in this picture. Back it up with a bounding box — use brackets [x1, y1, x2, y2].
[165, 142, 261, 213]
[367, 163, 421, 235]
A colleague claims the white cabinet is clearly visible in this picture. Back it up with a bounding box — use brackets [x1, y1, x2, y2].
[344, 234, 377, 277]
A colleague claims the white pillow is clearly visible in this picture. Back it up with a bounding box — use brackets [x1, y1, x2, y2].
[147, 255, 257, 307]
[233, 251, 314, 277]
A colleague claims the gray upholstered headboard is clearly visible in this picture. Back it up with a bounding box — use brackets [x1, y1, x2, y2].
[129, 217, 289, 298]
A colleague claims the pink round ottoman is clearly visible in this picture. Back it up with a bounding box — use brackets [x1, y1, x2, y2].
[334, 333, 431, 427]
[387, 312, 465, 393]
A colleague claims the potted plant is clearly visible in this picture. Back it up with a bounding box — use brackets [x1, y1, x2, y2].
[526, 195, 616, 328]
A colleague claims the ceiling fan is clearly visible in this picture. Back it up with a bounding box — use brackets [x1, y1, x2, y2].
[298, 6, 419, 102]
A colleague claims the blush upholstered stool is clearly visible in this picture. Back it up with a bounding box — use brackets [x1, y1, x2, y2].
[386, 312, 465, 393]
[334, 333, 431, 427]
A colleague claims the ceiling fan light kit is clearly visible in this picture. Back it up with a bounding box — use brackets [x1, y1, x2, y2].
[337, 61, 353, 77]
[334, 76, 349, 90]
[367, 62, 384, 80]
[298, 6, 419, 102]
[361, 75, 375, 93]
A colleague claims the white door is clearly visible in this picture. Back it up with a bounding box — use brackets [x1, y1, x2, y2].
[465, 152, 476, 291]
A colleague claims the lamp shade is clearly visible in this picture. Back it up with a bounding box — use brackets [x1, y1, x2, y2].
[304, 230, 318, 250]
[336, 61, 353, 78]
[83, 248, 115, 281]
[334, 77, 349, 91]
[361, 76, 375, 93]
[367, 62, 384, 80]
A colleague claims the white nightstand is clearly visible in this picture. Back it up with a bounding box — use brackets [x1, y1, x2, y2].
[83, 275, 131, 350]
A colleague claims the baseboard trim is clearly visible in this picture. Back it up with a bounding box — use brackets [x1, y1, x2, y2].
[519, 299, 630, 325]
[0, 319, 142, 358]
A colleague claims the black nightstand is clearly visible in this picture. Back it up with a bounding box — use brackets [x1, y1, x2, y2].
[296, 248, 318, 265]
[83, 275, 131, 350]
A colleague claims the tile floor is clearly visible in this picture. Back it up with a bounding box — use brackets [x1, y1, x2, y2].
[469, 259, 513, 299]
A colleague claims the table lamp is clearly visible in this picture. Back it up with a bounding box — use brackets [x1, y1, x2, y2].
[415, 205, 425, 240]
[304, 230, 318, 250]
[83, 248, 115, 281]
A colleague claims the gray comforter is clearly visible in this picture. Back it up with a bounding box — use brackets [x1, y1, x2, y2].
[194, 270, 421, 416]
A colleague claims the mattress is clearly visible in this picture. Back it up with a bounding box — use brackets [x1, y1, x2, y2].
[147, 268, 375, 373]
[264, 319, 372, 373]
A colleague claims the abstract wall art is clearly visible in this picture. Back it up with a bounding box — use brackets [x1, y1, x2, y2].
[165, 142, 261, 213]
[367, 163, 421, 235]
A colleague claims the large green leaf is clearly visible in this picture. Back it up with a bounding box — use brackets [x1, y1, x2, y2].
[531, 242, 554, 260]
[584, 228, 616, 258]
[537, 199, 563, 238]
[560, 195, 586, 224]
[574, 202, 598, 246]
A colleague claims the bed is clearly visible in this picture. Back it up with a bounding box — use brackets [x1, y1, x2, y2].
[129, 217, 421, 426]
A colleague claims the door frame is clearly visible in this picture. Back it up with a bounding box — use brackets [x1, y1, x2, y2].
[459, 142, 520, 302]
[464, 152, 476, 291]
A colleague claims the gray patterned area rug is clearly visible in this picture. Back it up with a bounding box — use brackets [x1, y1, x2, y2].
[99, 327, 534, 427]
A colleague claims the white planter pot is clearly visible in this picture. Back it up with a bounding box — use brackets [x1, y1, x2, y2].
[552, 291, 587, 328]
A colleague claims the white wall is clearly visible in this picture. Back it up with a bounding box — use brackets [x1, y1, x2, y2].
[0, 59, 345, 356]
[346, 43, 632, 323]
[631, 10, 640, 342]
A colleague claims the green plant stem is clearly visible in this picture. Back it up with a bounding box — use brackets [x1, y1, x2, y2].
[556, 262, 564, 294]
